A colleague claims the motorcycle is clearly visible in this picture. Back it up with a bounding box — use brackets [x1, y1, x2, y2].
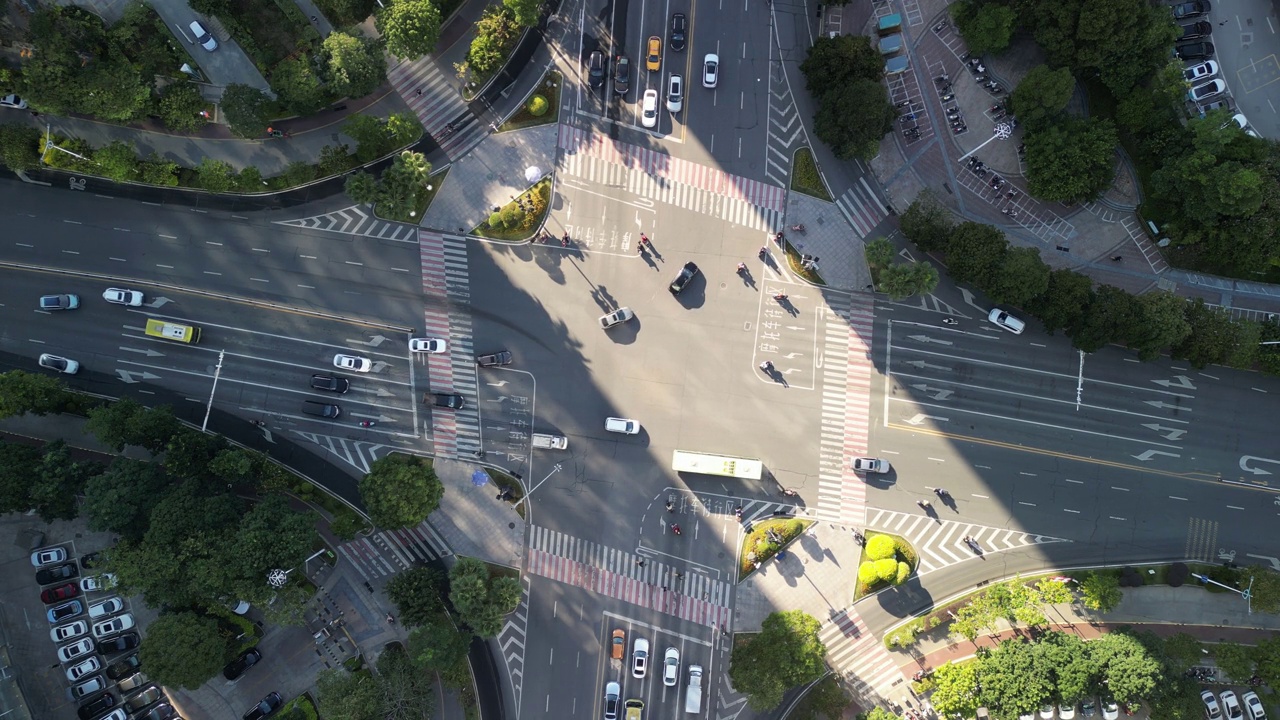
[735, 506, 744, 522]
[561, 233, 571, 247]
[736, 262, 747, 273]
[759, 361, 774, 372]
[942, 317, 958, 326]
[360, 420, 376, 428]
[790, 224, 806, 232]
[939, 93, 955, 102]
[773, 293, 788, 302]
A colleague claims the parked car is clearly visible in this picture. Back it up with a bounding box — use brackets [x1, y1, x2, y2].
[1101, 698, 1119, 720]
[333, 354, 372, 372]
[80, 574, 118, 592]
[614, 55, 630, 95]
[31, 546, 68, 566]
[852, 457, 890, 473]
[96, 632, 139, 656]
[604, 681, 621, 720]
[223, 647, 262, 681]
[69, 675, 105, 700]
[600, 307, 635, 329]
[1060, 702, 1077, 720]
[66, 656, 102, 682]
[1221, 692, 1243, 720]
[88, 597, 123, 619]
[58, 638, 96, 663]
[42, 582, 81, 604]
[588, 51, 606, 88]
[52, 620, 89, 643]
[243, 691, 283, 720]
[94, 710, 126, 720]
[92, 614, 135, 639]
[1203, 690, 1223, 720]
[105, 653, 140, 680]
[605, 417, 639, 434]
[1242, 692, 1266, 720]
[39, 354, 80, 374]
[102, 288, 144, 306]
[631, 637, 649, 678]
[124, 685, 163, 713]
[1183, 60, 1219, 82]
[1172, 1, 1210, 19]
[139, 704, 179, 720]
[118, 672, 149, 693]
[1178, 21, 1212, 40]
[1188, 78, 1225, 102]
[641, 89, 659, 128]
[0, 94, 28, 109]
[702, 54, 719, 88]
[79, 552, 101, 569]
[409, 338, 447, 353]
[1176, 41, 1215, 60]
[37, 563, 79, 585]
[47, 601, 84, 623]
[76, 692, 117, 720]
[669, 262, 699, 295]
[476, 351, 513, 366]
[189, 20, 218, 51]
[39, 294, 80, 310]
[666, 74, 684, 113]
[988, 308, 1026, 334]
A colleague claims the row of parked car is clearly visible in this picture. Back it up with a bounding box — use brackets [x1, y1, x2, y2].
[1203, 689, 1268, 720]
[31, 546, 168, 720]
[1169, 2, 1260, 135]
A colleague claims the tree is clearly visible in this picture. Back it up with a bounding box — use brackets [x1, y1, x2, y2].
[0, 370, 67, 418]
[317, 668, 384, 720]
[1254, 636, 1280, 689]
[1022, 0, 1177, 96]
[1010, 65, 1076, 132]
[0, 440, 41, 514]
[282, 160, 316, 187]
[812, 78, 895, 161]
[989, 247, 1050, 308]
[376, 643, 438, 720]
[1037, 631, 1094, 703]
[386, 112, 423, 147]
[196, 157, 237, 192]
[138, 612, 228, 689]
[1078, 571, 1122, 612]
[929, 661, 981, 720]
[504, 0, 540, 27]
[1160, 633, 1204, 675]
[85, 397, 146, 451]
[378, 151, 432, 217]
[376, 0, 442, 60]
[31, 440, 100, 522]
[1090, 632, 1163, 704]
[272, 55, 327, 115]
[127, 404, 183, 455]
[1025, 117, 1118, 202]
[727, 609, 826, 710]
[158, 82, 208, 133]
[946, 222, 1007, 289]
[139, 154, 180, 186]
[220, 84, 274, 139]
[324, 33, 385, 100]
[209, 448, 256, 485]
[1250, 568, 1280, 614]
[78, 52, 152, 121]
[463, 6, 519, 79]
[0, 124, 43, 170]
[345, 171, 379, 204]
[387, 566, 446, 626]
[449, 557, 520, 636]
[1212, 642, 1255, 684]
[1071, 286, 1141, 354]
[82, 458, 173, 541]
[951, 0, 1017, 55]
[1128, 290, 1192, 361]
[977, 639, 1052, 720]
[865, 237, 894, 269]
[344, 113, 394, 161]
[799, 35, 883, 98]
[93, 140, 140, 182]
[318, 143, 354, 176]
[226, 494, 318, 607]
[408, 612, 472, 673]
[1027, 269, 1094, 335]
[878, 262, 939, 300]
[803, 678, 852, 720]
[163, 431, 228, 482]
[899, 191, 954, 251]
[359, 453, 444, 529]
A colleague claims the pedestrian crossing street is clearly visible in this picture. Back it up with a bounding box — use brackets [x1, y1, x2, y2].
[821, 606, 906, 699]
[336, 519, 452, 581]
[419, 230, 481, 459]
[388, 56, 485, 160]
[836, 178, 892, 240]
[526, 526, 733, 628]
[815, 292, 877, 526]
[865, 508, 1071, 574]
[557, 125, 785, 231]
[273, 205, 417, 242]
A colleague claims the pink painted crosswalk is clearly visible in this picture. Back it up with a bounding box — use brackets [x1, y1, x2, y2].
[387, 58, 484, 160]
[526, 526, 733, 627]
[418, 230, 481, 458]
[815, 292, 876, 525]
[820, 606, 905, 696]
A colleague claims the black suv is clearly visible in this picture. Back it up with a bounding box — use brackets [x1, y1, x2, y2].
[97, 632, 140, 656]
[430, 393, 466, 409]
[1177, 20, 1211, 40]
[588, 51, 605, 88]
[243, 691, 283, 720]
[36, 563, 78, 586]
[476, 351, 513, 367]
[106, 653, 141, 680]
[77, 692, 117, 720]
[669, 13, 687, 51]
[224, 647, 262, 681]
[1176, 41, 1215, 59]
[614, 55, 630, 95]
[310, 374, 350, 393]
[669, 262, 700, 295]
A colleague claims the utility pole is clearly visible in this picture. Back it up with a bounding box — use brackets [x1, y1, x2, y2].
[1192, 571, 1255, 614]
[202, 349, 225, 432]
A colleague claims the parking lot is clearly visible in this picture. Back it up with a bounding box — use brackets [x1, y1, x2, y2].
[1176, 0, 1279, 138]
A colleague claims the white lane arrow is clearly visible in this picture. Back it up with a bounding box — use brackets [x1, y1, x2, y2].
[352, 386, 396, 398]
[905, 360, 952, 371]
[116, 369, 161, 384]
[256, 427, 276, 444]
[348, 335, 390, 347]
[487, 380, 509, 387]
[908, 334, 955, 345]
[1153, 375, 1196, 390]
[1145, 400, 1188, 411]
[148, 297, 173, 308]
[118, 346, 165, 357]
[1133, 449, 1181, 461]
[1246, 554, 1280, 572]
[1141, 423, 1186, 441]
[1239, 456, 1280, 476]
[353, 414, 393, 422]
[910, 384, 954, 401]
[904, 413, 949, 426]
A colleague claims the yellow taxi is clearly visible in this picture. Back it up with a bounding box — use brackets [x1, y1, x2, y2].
[646, 36, 661, 71]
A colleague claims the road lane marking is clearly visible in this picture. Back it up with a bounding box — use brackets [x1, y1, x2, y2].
[110, 257, 126, 262]
[1169, 496, 1188, 501]
[1111, 486, 1130, 491]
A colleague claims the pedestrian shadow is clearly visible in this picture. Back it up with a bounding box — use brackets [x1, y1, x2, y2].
[639, 247, 660, 271]
[738, 269, 757, 289]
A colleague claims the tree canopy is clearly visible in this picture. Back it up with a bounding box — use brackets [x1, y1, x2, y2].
[359, 453, 444, 529]
[138, 612, 228, 689]
[728, 609, 827, 710]
[376, 0, 443, 61]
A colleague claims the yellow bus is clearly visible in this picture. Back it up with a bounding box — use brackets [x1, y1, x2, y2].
[671, 450, 763, 480]
[144, 319, 201, 344]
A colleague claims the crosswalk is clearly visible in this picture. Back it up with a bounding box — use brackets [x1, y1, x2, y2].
[418, 230, 481, 459]
[864, 508, 1071, 574]
[815, 292, 877, 525]
[820, 606, 906, 699]
[526, 526, 733, 628]
[291, 432, 391, 475]
[836, 179, 892, 240]
[387, 56, 485, 160]
[557, 125, 785, 231]
[336, 519, 452, 580]
[273, 205, 417, 242]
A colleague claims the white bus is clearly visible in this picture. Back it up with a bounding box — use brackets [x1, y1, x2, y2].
[671, 451, 763, 480]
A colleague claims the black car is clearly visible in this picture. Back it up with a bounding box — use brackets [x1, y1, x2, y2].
[124, 685, 163, 713]
[36, 562, 79, 586]
[669, 262, 700, 295]
[1176, 40, 1215, 59]
[243, 691, 283, 720]
[588, 51, 605, 88]
[76, 692, 117, 720]
[669, 13, 687, 51]
[96, 632, 140, 656]
[79, 552, 101, 570]
[476, 351, 513, 367]
[429, 393, 465, 409]
[1172, 0, 1210, 19]
[310, 374, 350, 393]
[614, 55, 630, 95]
[139, 703, 178, 720]
[224, 647, 262, 681]
[1178, 20, 1211, 40]
[106, 653, 140, 680]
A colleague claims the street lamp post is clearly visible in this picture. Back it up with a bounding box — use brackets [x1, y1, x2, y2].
[1191, 572, 1254, 614]
[958, 121, 1015, 163]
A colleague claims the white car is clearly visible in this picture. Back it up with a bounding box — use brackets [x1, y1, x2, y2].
[333, 354, 372, 372]
[666, 73, 684, 113]
[1183, 60, 1218, 82]
[51, 620, 88, 643]
[102, 288, 144, 306]
[603, 681, 620, 720]
[65, 656, 101, 682]
[641, 89, 659, 128]
[57, 637, 95, 663]
[31, 547, 67, 566]
[70, 674, 105, 698]
[988, 308, 1026, 334]
[631, 637, 649, 678]
[189, 20, 218, 51]
[662, 647, 679, 687]
[1188, 78, 1225, 102]
[599, 307, 635, 329]
[702, 53, 719, 87]
[38, 354, 79, 374]
[88, 597, 124, 620]
[1242, 692, 1266, 720]
[1221, 692, 1243, 720]
[1228, 113, 1248, 129]
[1204, 691, 1223, 720]
[409, 338, 447, 353]
[80, 574, 118, 592]
[92, 614, 134, 639]
[605, 417, 640, 434]
[0, 94, 27, 109]
[852, 457, 889, 473]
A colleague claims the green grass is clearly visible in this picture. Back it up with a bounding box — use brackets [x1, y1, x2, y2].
[500, 71, 562, 131]
[738, 518, 814, 579]
[790, 147, 833, 201]
[472, 177, 552, 241]
[278, 693, 319, 720]
[782, 239, 826, 286]
[485, 467, 526, 519]
[376, 167, 448, 224]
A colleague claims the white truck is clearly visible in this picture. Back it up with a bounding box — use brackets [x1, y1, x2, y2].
[684, 664, 703, 714]
[531, 433, 568, 450]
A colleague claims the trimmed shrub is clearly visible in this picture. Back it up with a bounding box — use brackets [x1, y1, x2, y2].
[527, 94, 548, 116]
[867, 534, 896, 561]
[895, 561, 911, 584]
[858, 562, 879, 585]
[874, 558, 898, 583]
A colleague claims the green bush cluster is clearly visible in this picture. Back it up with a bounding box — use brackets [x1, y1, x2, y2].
[856, 533, 916, 594]
[527, 94, 548, 116]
